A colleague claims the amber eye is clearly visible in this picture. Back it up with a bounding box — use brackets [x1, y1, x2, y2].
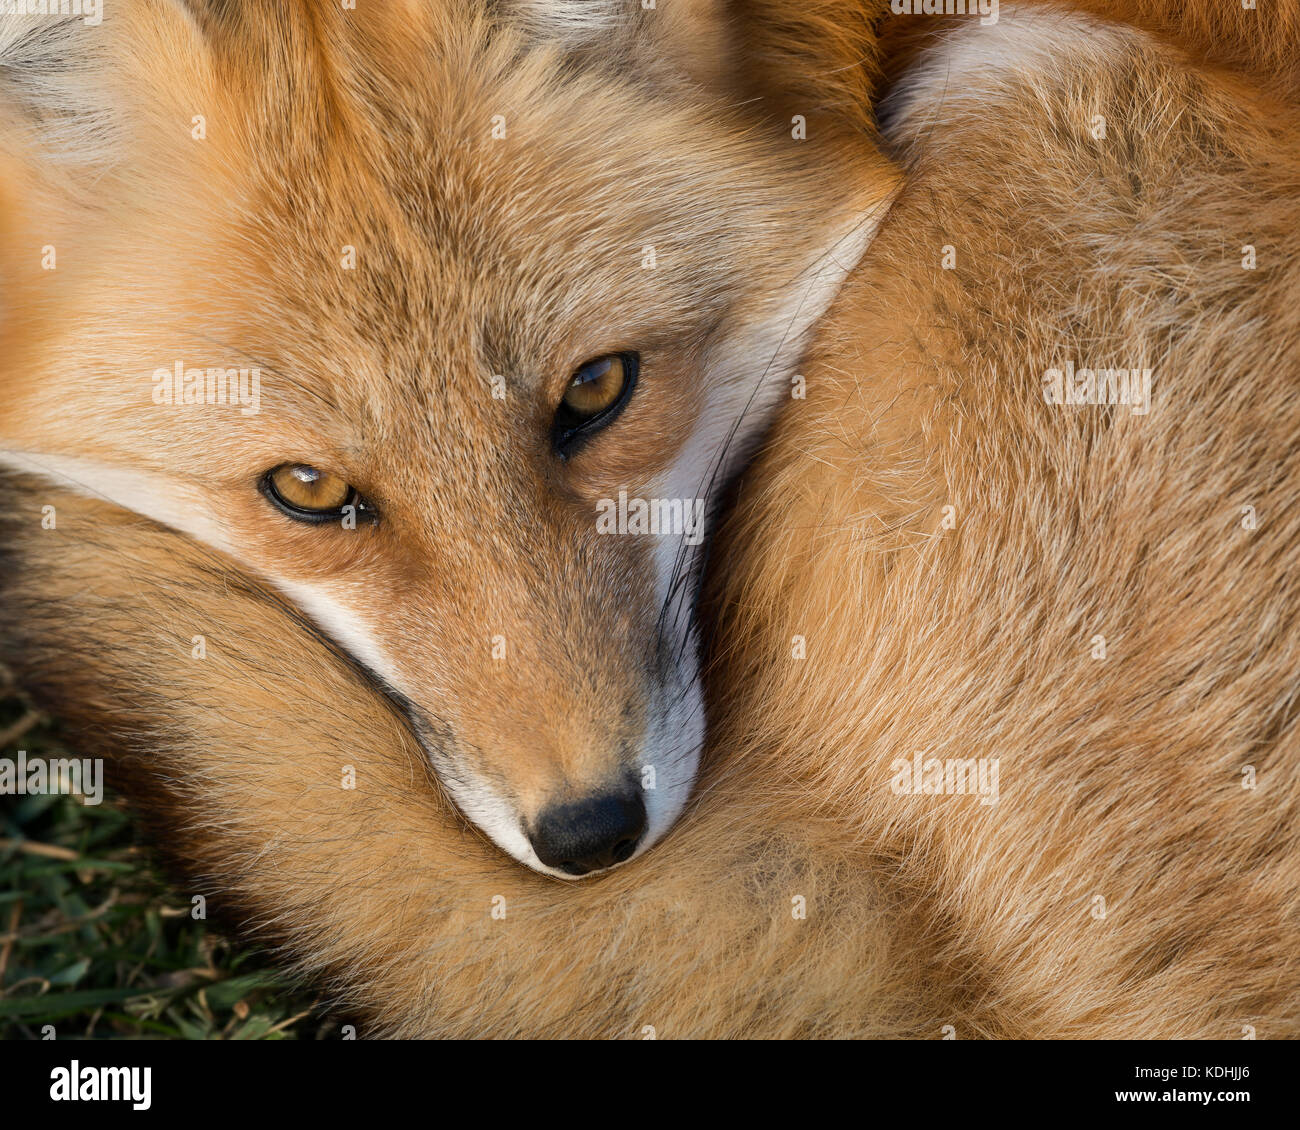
[262, 464, 361, 522]
[553, 352, 639, 457]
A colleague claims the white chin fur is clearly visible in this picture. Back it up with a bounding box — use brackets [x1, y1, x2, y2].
[640, 665, 706, 855]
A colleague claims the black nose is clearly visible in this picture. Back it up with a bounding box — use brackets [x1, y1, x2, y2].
[529, 790, 647, 876]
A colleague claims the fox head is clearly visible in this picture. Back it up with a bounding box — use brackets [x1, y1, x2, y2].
[0, 0, 895, 877]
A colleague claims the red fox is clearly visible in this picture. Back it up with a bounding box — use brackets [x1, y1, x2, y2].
[0, 0, 895, 879]
[1, 0, 1298, 1037]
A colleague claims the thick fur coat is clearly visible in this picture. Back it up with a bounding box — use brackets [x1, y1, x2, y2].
[1, 1, 1297, 1036]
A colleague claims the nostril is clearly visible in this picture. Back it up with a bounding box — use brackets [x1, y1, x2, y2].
[556, 860, 591, 877]
[529, 789, 647, 876]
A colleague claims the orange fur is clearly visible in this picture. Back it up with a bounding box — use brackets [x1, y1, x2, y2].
[2, 1, 1298, 1036]
[0, 0, 895, 873]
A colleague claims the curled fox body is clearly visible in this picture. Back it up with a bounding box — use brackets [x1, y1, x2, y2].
[0, 0, 893, 878]
[2, 0, 1298, 1037]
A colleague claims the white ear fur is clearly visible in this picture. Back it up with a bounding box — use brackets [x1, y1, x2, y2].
[0, 14, 119, 168]
[510, 0, 630, 40]
[506, 0, 733, 91]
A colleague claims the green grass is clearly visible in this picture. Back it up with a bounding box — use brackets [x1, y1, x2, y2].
[0, 677, 332, 1040]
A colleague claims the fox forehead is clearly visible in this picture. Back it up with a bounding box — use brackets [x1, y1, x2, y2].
[8, 3, 883, 497]
[147, 42, 784, 475]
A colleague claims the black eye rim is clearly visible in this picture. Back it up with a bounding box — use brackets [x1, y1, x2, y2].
[259, 465, 376, 525]
[552, 351, 640, 459]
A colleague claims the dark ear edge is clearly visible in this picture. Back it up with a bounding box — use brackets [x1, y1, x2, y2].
[498, 0, 736, 93]
[730, 0, 885, 136]
[167, 0, 246, 39]
[498, 0, 883, 133]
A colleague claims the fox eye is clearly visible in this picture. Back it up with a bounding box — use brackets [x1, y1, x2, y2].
[262, 464, 366, 523]
[553, 352, 638, 456]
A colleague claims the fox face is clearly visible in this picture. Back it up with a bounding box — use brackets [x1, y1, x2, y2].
[0, 0, 894, 877]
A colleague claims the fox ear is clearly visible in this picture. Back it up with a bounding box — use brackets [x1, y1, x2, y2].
[0, 4, 220, 399]
[506, 0, 879, 134]
[0, 6, 216, 177]
[0, 14, 122, 172]
[506, 0, 736, 92]
[732, 0, 880, 135]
